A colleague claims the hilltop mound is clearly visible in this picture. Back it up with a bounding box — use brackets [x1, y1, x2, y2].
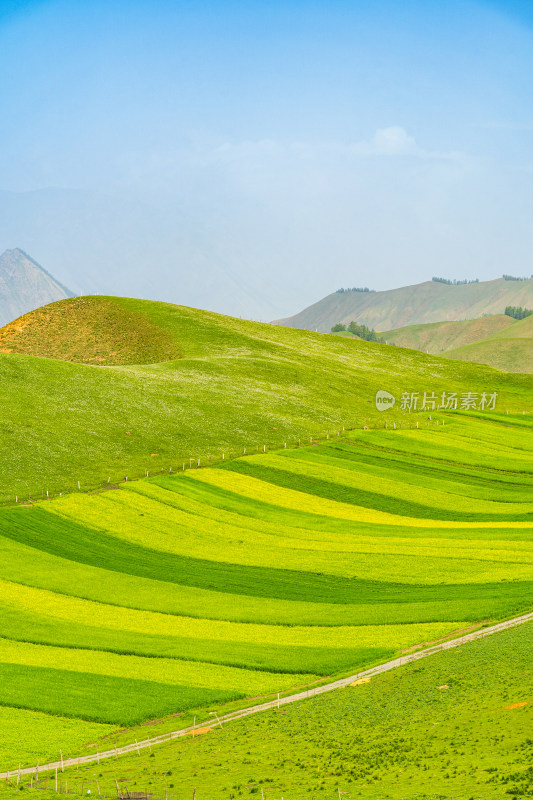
[0, 296, 181, 365]
[0, 248, 74, 327]
[276, 277, 533, 332]
[0, 295, 531, 502]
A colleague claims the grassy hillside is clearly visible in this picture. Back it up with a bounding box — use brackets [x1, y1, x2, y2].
[276, 277, 533, 332]
[382, 314, 515, 353]
[443, 315, 533, 373]
[0, 413, 531, 782]
[377, 313, 532, 372]
[0, 414, 533, 767]
[0, 296, 531, 503]
[445, 338, 533, 373]
[490, 312, 533, 339]
[28, 619, 533, 800]
[0, 297, 531, 788]
[331, 329, 360, 339]
[0, 297, 182, 365]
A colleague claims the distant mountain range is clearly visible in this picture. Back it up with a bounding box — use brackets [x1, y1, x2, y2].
[0, 248, 74, 326]
[275, 277, 533, 332]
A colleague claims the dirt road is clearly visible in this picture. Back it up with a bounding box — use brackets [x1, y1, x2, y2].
[3, 610, 533, 779]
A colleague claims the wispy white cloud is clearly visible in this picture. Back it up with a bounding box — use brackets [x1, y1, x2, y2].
[202, 127, 463, 165]
[349, 126, 419, 156]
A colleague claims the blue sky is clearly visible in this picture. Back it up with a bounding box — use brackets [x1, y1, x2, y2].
[0, 0, 532, 317]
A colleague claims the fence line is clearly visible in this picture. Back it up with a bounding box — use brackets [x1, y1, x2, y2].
[3, 417, 453, 506]
[3, 609, 533, 781]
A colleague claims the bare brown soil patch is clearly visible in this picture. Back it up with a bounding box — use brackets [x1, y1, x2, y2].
[191, 726, 212, 736]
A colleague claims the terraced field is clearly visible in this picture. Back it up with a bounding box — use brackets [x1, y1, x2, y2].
[0, 411, 531, 770]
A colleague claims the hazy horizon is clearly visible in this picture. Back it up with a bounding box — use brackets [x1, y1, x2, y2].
[1, 0, 533, 320]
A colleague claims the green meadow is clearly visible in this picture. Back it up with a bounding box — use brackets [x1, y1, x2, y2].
[0, 298, 531, 789]
[21, 619, 533, 800]
[0, 296, 531, 503]
[0, 411, 531, 773]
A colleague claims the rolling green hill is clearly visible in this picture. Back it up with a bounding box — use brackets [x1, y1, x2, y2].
[382, 314, 515, 353]
[444, 338, 533, 373]
[276, 277, 533, 333]
[0, 296, 182, 365]
[380, 313, 532, 373]
[0, 412, 531, 776]
[0, 297, 531, 794]
[1, 295, 530, 503]
[443, 314, 533, 373]
[490, 312, 533, 339]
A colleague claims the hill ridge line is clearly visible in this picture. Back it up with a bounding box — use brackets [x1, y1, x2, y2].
[3, 609, 533, 778]
[276, 276, 533, 333]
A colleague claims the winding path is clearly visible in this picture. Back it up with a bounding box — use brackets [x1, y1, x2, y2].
[3, 610, 533, 779]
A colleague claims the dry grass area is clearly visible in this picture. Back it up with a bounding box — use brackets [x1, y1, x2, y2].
[0, 297, 181, 365]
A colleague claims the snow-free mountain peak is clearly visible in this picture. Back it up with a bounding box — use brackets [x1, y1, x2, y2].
[0, 248, 74, 327]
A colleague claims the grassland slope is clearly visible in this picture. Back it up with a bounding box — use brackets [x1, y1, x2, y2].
[490, 312, 533, 339]
[442, 315, 533, 373]
[0, 296, 531, 502]
[382, 314, 515, 353]
[38, 619, 533, 800]
[444, 337, 533, 373]
[276, 277, 533, 332]
[0, 296, 182, 365]
[0, 413, 531, 786]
